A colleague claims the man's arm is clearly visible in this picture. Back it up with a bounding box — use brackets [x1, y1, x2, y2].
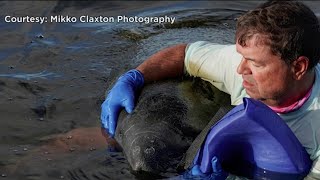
[136, 44, 187, 83]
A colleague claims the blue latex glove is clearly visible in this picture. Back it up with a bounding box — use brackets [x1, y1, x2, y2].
[101, 69, 144, 137]
[182, 157, 228, 180]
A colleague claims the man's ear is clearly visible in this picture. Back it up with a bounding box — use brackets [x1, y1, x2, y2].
[292, 56, 309, 80]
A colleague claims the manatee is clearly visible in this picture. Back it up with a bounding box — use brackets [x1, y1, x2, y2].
[114, 77, 231, 176]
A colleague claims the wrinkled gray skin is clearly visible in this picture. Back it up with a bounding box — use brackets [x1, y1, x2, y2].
[115, 77, 230, 175]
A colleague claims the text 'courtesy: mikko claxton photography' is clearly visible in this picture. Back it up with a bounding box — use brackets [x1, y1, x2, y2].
[4, 15, 176, 24]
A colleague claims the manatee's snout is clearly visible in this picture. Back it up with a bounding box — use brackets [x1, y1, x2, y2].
[126, 133, 168, 173]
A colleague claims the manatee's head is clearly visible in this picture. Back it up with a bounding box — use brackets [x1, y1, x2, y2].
[116, 120, 190, 174]
[127, 133, 169, 173]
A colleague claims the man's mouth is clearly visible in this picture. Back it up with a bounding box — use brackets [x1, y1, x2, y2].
[242, 80, 253, 89]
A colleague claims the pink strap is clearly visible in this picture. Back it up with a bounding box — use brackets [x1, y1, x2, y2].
[269, 86, 313, 114]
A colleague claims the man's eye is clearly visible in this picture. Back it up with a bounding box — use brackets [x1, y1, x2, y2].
[252, 63, 261, 67]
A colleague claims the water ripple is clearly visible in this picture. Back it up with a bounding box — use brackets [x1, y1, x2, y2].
[0, 71, 61, 80]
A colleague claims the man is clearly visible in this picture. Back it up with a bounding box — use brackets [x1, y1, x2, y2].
[101, 1, 320, 179]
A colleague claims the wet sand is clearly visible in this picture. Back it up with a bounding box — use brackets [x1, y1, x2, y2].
[1, 1, 320, 179]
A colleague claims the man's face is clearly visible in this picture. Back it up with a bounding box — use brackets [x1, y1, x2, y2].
[236, 37, 295, 106]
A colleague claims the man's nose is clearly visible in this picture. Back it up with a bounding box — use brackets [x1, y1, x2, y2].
[237, 58, 251, 75]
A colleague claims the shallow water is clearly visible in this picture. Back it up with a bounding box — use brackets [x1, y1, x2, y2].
[1, 1, 320, 179]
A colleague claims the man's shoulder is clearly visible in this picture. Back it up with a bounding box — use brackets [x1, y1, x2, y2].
[314, 64, 320, 94]
[186, 41, 239, 60]
[315, 63, 320, 75]
[187, 41, 235, 50]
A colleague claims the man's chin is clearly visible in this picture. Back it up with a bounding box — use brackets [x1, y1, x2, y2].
[245, 89, 264, 101]
[245, 89, 279, 106]
[245, 88, 255, 98]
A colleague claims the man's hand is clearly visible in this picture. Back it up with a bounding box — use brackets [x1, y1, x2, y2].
[182, 156, 228, 180]
[100, 69, 144, 137]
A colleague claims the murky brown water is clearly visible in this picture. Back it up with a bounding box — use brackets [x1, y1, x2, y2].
[1, 1, 320, 179]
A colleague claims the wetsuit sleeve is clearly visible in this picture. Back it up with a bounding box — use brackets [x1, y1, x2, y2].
[184, 41, 247, 105]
